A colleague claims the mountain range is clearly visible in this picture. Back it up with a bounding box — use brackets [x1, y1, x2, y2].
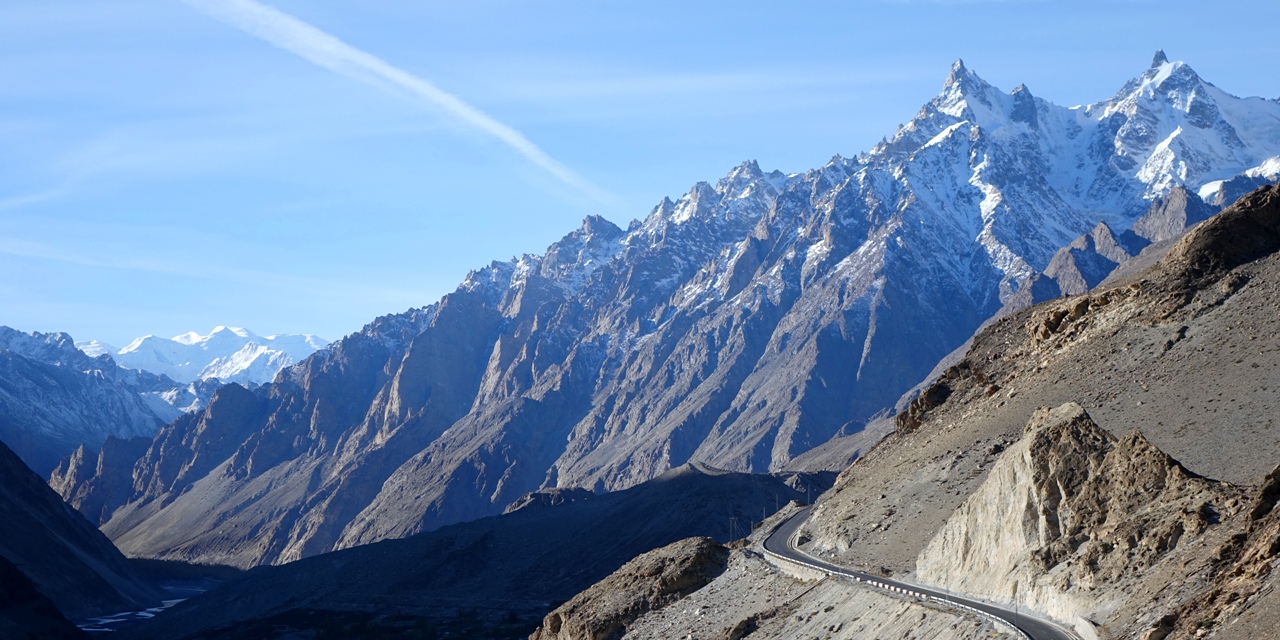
[78, 326, 328, 386]
[103, 180, 1280, 640]
[55, 53, 1280, 573]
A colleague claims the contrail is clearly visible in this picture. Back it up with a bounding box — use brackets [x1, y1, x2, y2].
[182, 0, 615, 205]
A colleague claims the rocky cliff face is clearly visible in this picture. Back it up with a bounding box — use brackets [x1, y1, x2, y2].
[1159, 465, 1280, 639]
[49, 436, 153, 526]
[915, 403, 1242, 639]
[1129, 186, 1218, 245]
[1042, 222, 1136, 296]
[65, 57, 1280, 568]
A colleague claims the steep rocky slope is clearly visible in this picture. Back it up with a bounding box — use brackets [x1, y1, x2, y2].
[112, 464, 821, 639]
[793, 183, 1280, 637]
[49, 436, 153, 525]
[0, 439, 161, 620]
[1162, 465, 1280, 638]
[65, 56, 1280, 568]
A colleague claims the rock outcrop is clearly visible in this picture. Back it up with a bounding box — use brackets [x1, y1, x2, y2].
[530, 537, 730, 640]
[916, 403, 1241, 637]
[1128, 186, 1217, 245]
[1043, 222, 1135, 295]
[1154, 464, 1280, 639]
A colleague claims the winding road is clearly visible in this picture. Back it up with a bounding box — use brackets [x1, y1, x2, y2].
[762, 508, 1078, 640]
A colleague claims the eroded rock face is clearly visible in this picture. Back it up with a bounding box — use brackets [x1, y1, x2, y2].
[49, 436, 151, 525]
[1159, 464, 1280, 638]
[1129, 186, 1217, 245]
[915, 403, 1240, 635]
[530, 537, 730, 640]
[1043, 222, 1135, 296]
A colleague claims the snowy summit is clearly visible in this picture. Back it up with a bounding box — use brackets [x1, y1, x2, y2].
[79, 326, 329, 386]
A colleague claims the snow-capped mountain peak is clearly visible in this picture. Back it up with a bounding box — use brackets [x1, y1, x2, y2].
[87, 327, 329, 385]
[1088, 54, 1280, 200]
[935, 58, 1012, 124]
[172, 325, 254, 346]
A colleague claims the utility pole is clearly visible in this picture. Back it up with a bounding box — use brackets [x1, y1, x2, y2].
[1014, 584, 1020, 629]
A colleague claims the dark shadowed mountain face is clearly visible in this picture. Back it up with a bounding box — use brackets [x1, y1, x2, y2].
[0, 556, 86, 640]
[66, 57, 1280, 569]
[0, 439, 161, 620]
[113, 464, 822, 640]
[0, 326, 216, 476]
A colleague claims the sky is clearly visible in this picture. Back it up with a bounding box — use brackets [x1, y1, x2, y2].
[2, 0, 1278, 347]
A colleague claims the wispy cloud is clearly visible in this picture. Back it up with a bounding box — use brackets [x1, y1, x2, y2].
[0, 189, 66, 211]
[877, 0, 1048, 4]
[180, 0, 615, 205]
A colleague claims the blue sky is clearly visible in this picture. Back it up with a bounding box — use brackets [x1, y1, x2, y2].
[2, 0, 1278, 346]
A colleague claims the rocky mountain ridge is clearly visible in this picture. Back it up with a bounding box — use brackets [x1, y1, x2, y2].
[61, 55, 1280, 569]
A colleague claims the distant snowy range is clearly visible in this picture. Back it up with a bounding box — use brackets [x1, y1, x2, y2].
[0, 325, 326, 475]
[77, 326, 329, 386]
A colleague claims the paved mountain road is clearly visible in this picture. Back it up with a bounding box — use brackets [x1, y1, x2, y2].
[762, 508, 1078, 640]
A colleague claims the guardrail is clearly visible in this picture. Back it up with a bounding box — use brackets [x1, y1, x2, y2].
[760, 544, 1033, 640]
[759, 516, 1036, 640]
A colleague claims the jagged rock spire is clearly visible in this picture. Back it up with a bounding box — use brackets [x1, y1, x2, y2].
[1152, 49, 1169, 68]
